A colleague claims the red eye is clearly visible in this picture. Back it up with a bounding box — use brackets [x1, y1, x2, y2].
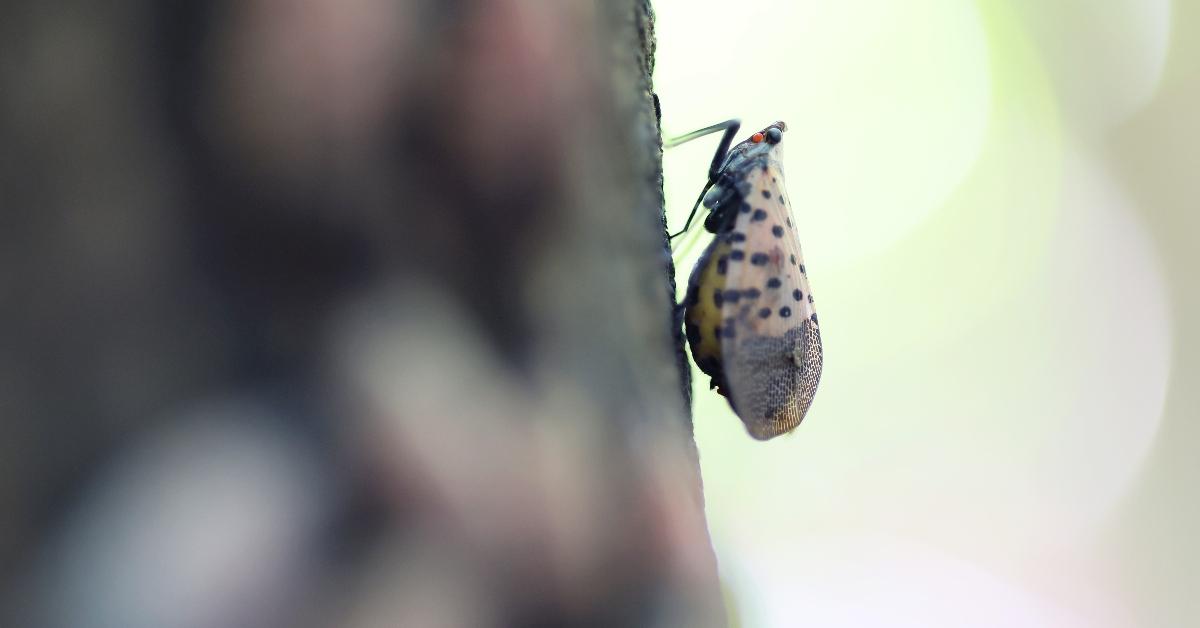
[751, 132, 765, 143]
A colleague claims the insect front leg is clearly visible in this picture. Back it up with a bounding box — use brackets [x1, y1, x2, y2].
[665, 119, 741, 240]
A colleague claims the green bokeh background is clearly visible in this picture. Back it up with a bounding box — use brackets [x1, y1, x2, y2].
[656, 1, 1196, 626]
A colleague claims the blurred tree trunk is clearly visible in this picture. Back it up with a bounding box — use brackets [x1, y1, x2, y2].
[1, 1, 723, 626]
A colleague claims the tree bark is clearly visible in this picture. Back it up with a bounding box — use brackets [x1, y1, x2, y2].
[1, 1, 723, 626]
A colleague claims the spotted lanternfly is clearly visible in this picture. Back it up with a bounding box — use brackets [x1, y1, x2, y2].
[671, 120, 822, 440]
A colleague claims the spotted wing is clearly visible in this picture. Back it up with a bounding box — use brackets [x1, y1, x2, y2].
[718, 161, 822, 440]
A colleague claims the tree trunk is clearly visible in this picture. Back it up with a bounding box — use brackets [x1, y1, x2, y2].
[1, 1, 724, 626]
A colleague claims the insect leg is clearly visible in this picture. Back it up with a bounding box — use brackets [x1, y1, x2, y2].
[668, 186, 711, 241]
[664, 119, 741, 181]
[664, 119, 741, 240]
[670, 208, 709, 256]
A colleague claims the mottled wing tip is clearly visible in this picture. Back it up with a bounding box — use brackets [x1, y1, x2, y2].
[745, 405, 805, 441]
[729, 319, 823, 441]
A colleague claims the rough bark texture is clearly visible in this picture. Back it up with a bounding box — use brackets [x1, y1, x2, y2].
[1, 1, 721, 626]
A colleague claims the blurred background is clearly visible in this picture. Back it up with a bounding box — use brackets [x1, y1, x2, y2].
[2, 2, 721, 626]
[657, 0, 1197, 626]
[3, 1, 1197, 626]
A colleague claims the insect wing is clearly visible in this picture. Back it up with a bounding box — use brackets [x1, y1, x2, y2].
[719, 156, 822, 440]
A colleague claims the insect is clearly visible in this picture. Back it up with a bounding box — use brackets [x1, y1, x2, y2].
[671, 120, 822, 440]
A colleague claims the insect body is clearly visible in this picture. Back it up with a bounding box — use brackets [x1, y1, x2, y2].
[678, 121, 822, 440]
